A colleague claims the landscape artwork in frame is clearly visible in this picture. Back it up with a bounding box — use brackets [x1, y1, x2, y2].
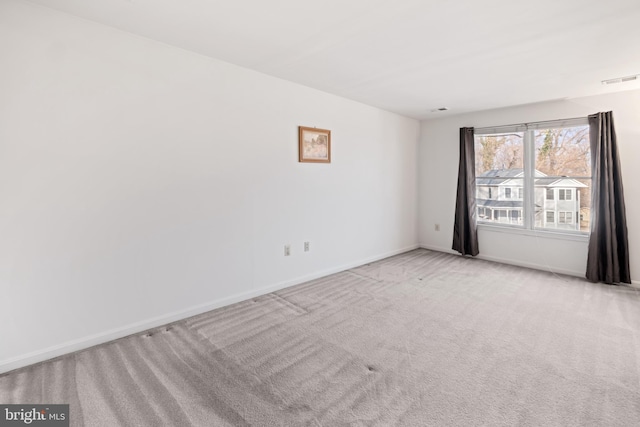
[299, 126, 331, 163]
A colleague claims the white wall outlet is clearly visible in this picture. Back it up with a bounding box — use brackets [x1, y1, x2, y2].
[284, 245, 291, 256]
[304, 241, 310, 252]
[435, 224, 440, 231]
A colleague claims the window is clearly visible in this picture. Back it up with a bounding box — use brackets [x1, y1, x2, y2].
[546, 188, 554, 200]
[475, 119, 590, 234]
[559, 212, 573, 224]
[559, 189, 572, 200]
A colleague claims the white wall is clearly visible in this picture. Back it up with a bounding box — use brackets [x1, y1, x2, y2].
[419, 89, 640, 281]
[0, 1, 419, 372]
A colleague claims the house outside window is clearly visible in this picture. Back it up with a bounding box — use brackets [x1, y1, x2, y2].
[474, 119, 591, 233]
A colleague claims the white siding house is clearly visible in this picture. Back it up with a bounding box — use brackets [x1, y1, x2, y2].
[476, 169, 587, 231]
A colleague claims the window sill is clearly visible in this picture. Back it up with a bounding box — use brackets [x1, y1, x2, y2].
[478, 223, 590, 242]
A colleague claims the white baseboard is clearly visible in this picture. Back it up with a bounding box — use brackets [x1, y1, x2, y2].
[476, 253, 585, 278]
[419, 244, 640, 289]
[418, 244, 458, 256]
[419, 244, 585, 277]
[0, 244, 420, 375]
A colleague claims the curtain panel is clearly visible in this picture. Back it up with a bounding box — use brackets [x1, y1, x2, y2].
[452, 127, 479, 256]
[586, 111, 631, 284]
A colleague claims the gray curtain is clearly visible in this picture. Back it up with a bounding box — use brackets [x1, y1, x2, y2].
[452, 127, 479, 256]
[586, 112, 631, 284]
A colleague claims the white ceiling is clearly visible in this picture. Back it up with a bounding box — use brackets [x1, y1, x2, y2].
[25, 0, 640, 119]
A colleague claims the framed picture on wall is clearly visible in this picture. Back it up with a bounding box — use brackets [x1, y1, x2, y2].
[299, 126, 331, 163]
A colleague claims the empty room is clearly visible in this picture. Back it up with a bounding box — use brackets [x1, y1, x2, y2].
[1, 0, 640, 425]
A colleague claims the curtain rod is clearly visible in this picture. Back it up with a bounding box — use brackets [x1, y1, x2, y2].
[474, 115, 588, 132]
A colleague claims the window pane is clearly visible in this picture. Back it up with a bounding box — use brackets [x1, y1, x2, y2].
[475, 132, 525, 227]
[534, 126, 590, 232]
[534, 126, 590, 177]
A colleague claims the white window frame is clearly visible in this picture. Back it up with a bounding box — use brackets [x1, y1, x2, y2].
[475, 117, 590, 239]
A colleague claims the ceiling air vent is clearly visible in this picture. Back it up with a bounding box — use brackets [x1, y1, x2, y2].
[430, 107, 450, 112]
[602, 74, 639, 85]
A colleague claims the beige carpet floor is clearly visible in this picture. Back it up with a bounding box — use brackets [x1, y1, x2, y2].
[1, 249, 640, 426]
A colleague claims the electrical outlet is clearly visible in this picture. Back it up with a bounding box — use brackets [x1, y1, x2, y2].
[435, 224, 440, 231]
[284, 245, 291, 256]
[304, 242, 310, 252]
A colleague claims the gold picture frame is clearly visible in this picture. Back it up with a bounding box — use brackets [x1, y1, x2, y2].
[299, 126, 331, 163]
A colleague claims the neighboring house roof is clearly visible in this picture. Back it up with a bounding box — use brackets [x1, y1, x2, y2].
[477, 199, 542, 209]
[534, 177, 587, 188]
[477, 199, 523, 208]
[476, 168, 524, 185]
[477, 169, 587, 188]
